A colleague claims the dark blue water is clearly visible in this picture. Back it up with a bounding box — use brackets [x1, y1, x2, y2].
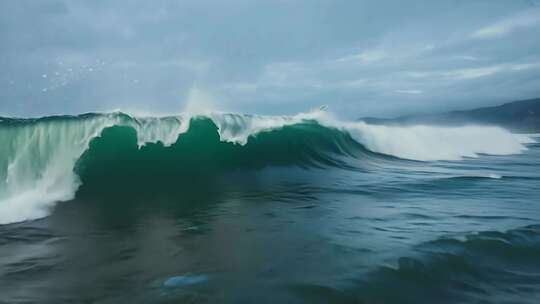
[1, 130, 539, 303]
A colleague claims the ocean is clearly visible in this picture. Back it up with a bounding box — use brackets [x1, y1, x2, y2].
[1, 110, 539, 303]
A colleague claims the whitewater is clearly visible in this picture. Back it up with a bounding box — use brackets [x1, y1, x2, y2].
[0, 110, 534, 225]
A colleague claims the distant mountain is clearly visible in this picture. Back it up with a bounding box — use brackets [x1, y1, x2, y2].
[360, 98, 540, 133]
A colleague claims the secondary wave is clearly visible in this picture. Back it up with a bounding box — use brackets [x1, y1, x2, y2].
[0, 110, 533, 224]
[290, 224, 540, 303]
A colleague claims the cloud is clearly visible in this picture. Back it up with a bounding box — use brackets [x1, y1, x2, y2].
[443, 66, 504, 80]
[472, 9, 540, 38]
[405, 62, 540, 81]
[1, 1, 539, 118]
[453, 55, 480, 61]
[395, 89, 423, 95]
[337, 50, 387, 64]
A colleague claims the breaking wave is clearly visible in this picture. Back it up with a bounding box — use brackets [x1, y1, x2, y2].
[0, 110, 533, 224]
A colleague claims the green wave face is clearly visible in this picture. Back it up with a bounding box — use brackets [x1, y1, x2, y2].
[75, 117, 369, 195]
[0, 113, 187, 224]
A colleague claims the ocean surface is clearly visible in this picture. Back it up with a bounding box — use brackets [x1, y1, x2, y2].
[1, 111, 539, 303]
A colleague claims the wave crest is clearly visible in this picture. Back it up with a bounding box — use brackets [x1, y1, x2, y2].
[0, 111, 533, 224]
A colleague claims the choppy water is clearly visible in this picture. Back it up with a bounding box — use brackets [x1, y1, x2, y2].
[0, 112, 539, 303]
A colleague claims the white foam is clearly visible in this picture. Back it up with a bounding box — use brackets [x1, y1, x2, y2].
[208, 109, 325, 145]
[131, 116, 188, 147]
[442, 173, 503, 180]
[340, 122, 531, 161]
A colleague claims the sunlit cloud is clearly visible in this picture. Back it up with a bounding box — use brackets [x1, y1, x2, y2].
[443, 66, 504, 80]
[453, 55, 481, 61]
[472, 9, 540, 38]
[337, 50, 387, 64]
[395, 89, 423, 95]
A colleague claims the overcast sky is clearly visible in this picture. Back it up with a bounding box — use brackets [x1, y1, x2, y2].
[1, 0, 540, 118]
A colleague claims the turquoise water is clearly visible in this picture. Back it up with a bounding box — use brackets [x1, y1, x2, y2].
[0, 113, 539, 303]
